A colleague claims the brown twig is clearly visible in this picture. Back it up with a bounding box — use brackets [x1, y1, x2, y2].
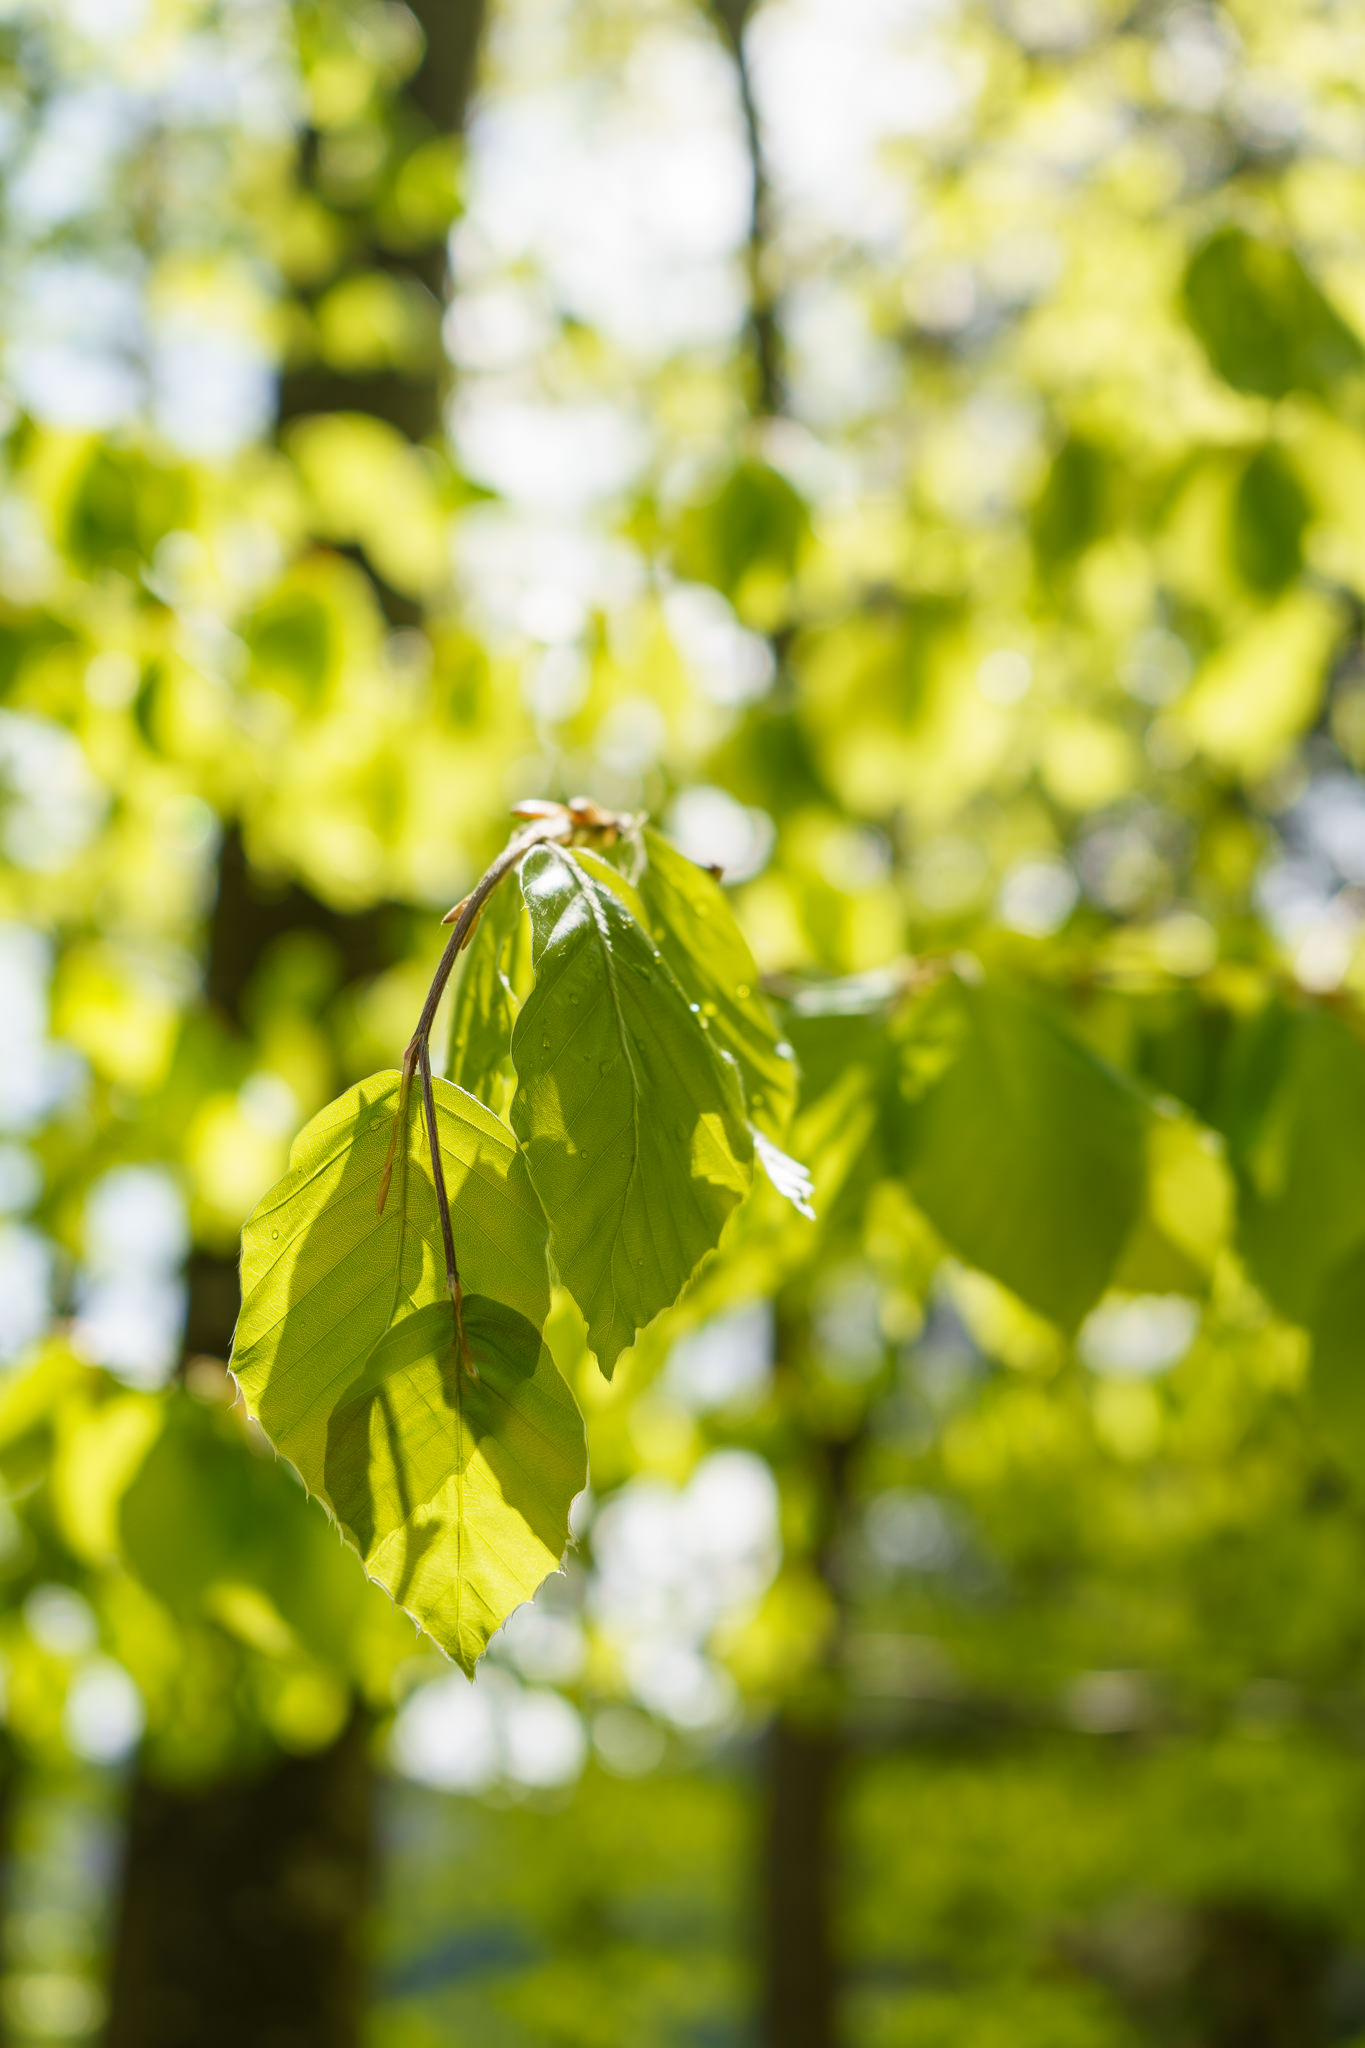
[418, 1035, 474, 1377]
[391, 799, 639, 1367]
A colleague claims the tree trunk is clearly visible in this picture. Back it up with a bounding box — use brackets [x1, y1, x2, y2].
[101, 824, 401, 2045]
[277, 0, 487, 452]
[758, 1306, 856, 2048]
[107, 0, 493, 2026]
[0, 1735, 17, 2048]
[105, 1711, 373, 2048]
[707, 0, 784, 418]
[759, 1713, 839, 2048]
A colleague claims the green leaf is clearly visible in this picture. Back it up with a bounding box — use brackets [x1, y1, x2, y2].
[1231, 444, 1309, 594]
[1176, 588, 1341, 780]
[1110, 1112, 1232, 1297]
[780, 971, 921, 1244]
[1183, 227, 1363, 399]
[1307, 1244, 1365, 1483]
[445, 877, 532, 1118]
[782, 968, 903, 1103]
[750, 1127, 815, 1219]
[119, 1393, 382, 1671]
[1226, 1006, 1365, 1326]
[511, 843, 753, 1374]
[901, 980, 1146, 1331]
[233, 1068, 550, 1508]
[1031, 434, 1109, 567]
[324, 1295, 584, 1673]
[634, 826, 797, 1140]
[672, 458, 809, 601]
[0, 1350, 90, 1494]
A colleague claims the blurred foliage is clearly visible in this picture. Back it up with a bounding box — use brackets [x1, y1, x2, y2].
[5, 0, 1365, 2041]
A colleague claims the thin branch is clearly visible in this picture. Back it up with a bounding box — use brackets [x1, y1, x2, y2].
[395, 799, 639, 1371]
[406, 816, 569, 1054]
[709, 0, 784, 417]
[418, 1035, 473, 1376]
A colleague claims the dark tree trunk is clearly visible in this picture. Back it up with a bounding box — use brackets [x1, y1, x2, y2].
[759, 1713, 840, 2048]
[758, 1308, 857, 2048]
[1187, 1901, 1333, 2048]
[277, 0, 488, 450]
[405, 0, 488, 141]
[105, 11, 490, 2029]
[0, 1735, 18, 2048]
[102, 823, 400, 2047]
[707, 0, 784, 419]
[105, 1711, 374, 2048]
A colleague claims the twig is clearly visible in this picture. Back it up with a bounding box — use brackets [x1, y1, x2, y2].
[405, 816, 568, 1052]
[388, 798, 637, 1376]
[376, 1041, 417, 1217]
[418, 1035, 474, 1377]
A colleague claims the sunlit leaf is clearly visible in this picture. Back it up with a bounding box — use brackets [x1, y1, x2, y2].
[511, 843, 753, 1374]
[750, 1126, 815, 1220]
[1176, 589, 1341, 779]
[324, 1295, 585, 1673]
[634, 826, 798, 1140]
[232, 1069, 550, 1500]
[54, 1390, 162, 1566]
[445, 878, 532, 1118]
[1111, 1111, 1232, 1297]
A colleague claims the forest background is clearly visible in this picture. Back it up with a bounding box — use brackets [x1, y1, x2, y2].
[5, 1, 1365, 2046]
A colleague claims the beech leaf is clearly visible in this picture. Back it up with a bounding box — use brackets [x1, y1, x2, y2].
[635, 826, 798, 1141]
[232, 1070, 569, 1663]
[445, 879, 532, 1119]
[324, 1296, 585, 1673]
[511, 843, 752, 1374]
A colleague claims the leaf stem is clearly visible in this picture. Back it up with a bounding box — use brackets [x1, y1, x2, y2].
[399, 801, 639, 1376]
[376, 1041, 417, 1217]
[407, 818, 568, 1056]
[417, 1034, 475, 1378]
